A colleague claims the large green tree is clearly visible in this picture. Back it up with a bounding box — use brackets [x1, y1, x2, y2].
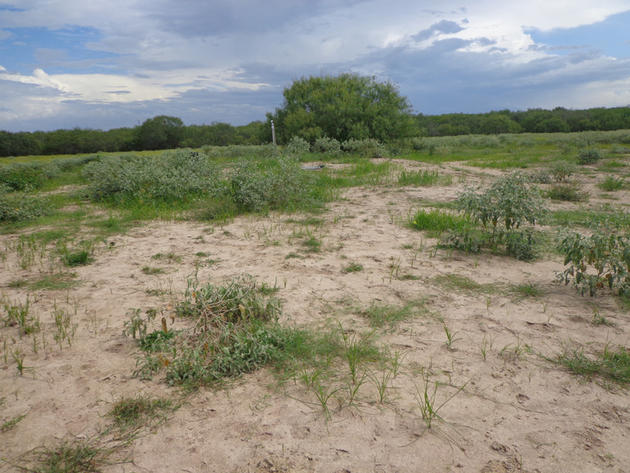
[135, 115, 184, 150]
[267, 74, 415, 143]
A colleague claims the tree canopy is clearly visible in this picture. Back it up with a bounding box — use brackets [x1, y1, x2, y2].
[267, 74, 416, 144]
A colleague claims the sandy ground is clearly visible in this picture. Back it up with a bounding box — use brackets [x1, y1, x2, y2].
[1, 162, 629, 473]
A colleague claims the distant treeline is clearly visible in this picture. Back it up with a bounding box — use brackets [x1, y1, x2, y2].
[0, 117, 267, 157]
[2, 106, 630, 157]
[418, 107, 630, 136]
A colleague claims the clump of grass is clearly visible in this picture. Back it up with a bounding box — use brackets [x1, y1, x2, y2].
[176, 274, 280, 324]
[1, 413, 26, 432]
[598, 176, 625, 191]
[511, 282, 544, 299]
[592, 311, 615, 327]
[15, 438, 121, 473]
[360, 300, 428, 328]
[398, 170, 451, 187]
[555, 345, 630, 384]
[409, 209, 471, 237]
[141, 266, 164, 275]
[2, 296, 40, 336]
[342, 262, 363, 273]
[108, 396, 174, 431]
[433, 274, 501, 294]
[151, 252, 182, 263]
[547, 184, 589, 202]
[301, 236, 322, 253]
[415, 369, 467, 429]
[29, 273, 78, 291]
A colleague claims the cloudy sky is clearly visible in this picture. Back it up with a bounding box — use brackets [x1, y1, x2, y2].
[1, 0, 630, 132]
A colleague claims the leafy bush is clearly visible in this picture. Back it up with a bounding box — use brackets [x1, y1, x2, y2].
[505, 229, 537, 261]
[549, 161, 576, 182]
[83, 150, 220, 203]
[313, 137, 341, 155]
[599, 176, 625, 191]
[202, 144, 279, 159]
[0, 163, 47, 190]
[286, 136, 310, 155]
[547, 183, 588, 202]
[457, 172, 546, 233]
[440, 228, 487, 253]
[558, 231, 630, 296]
[577, 149, 601, 165]
[526, 169, 552, 184]
[0, 187, 51, 222]
[341, 138, 387, 158]
[229, 156, 307, 211]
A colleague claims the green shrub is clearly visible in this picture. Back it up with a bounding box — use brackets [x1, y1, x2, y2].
[229, 156, 307, 211]
[313, 137, 341, 155]
[505, 229, 537, 261]
[577, 149, 601, 165]
[341, 138, 386, 158]
[598, 176, 625, 191]
[286, 136, 310, 155]
[0, 188, 51, 222]
[83, 150, 220, 203]
[140, 330, 175, 352]
[549, 161, 575, 182]
[440, 228, 487, 253]
[558, 231, 630, 296]
[457, 172, 546, 233]
[0, 163, 47, 190]
[547, 183, 588, 202]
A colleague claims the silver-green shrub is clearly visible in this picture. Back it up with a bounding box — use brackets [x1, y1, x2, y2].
[0, 185, 50, 222]
[286, 136, 310, 155]
[313, 137, 341, 155]
[229, 156, 306, 211]
[83, 150, 220, 203]
[341, 138, 386, 158]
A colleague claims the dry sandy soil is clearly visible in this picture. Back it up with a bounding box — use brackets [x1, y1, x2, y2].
[1, 162, 629, 473]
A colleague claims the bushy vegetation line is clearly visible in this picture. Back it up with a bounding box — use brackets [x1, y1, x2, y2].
[2, 72, 629, 157]
[0, 187, 51, 223]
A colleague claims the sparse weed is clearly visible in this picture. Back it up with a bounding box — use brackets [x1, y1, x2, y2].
[2, 296, 40, 336]
[443, 323, 458, 350]
[415, 369, 467, 429]
[342, 262, 363, 273]
[1, 413, 26, 432]
[52, 303, 77, 349]
[142, 266, 164, 275]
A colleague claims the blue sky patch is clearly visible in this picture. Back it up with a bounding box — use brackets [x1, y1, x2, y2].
[0, 25, 118, 74]
[528, 9, 630, 58]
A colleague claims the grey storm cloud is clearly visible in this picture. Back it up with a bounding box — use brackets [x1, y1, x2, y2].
[145, 0, 369, 38]
[412, 20, 464, 42]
